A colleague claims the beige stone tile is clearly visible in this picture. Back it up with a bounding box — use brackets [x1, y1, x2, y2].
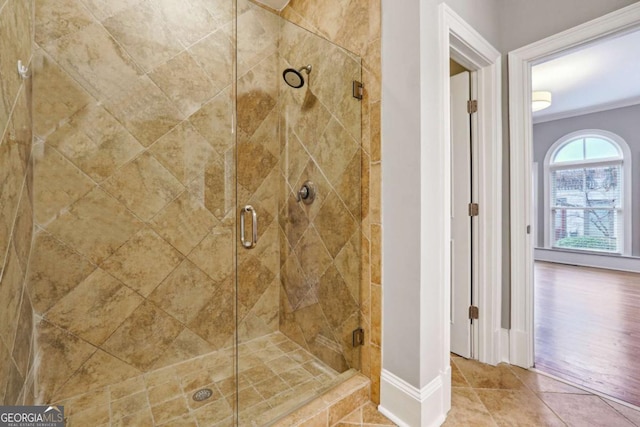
[236, 6, 279, 75]
[111, 390, 148, 421]
[157, 414, 198, 427]
[188, 227, 233, 283]
[78, 0, 143, 21]
[0, 0, 31, 127]
[102, 152, 184, 220]
[33, 320, 97, 402]
[150, 328, 217, 371]
[192, 397, 234, 426]
[149, 51, 219, 118]
[43, 22, 142, 100]
[65, 404, 110, 426]
[154, 0, 219, 47]
[103, 75, 183, 146]
[328, 385, 370, 425]
[56, 349, 141, 400]
[101, 227, 183, 296]
[33, 143, 95, 226]
[186, 148, 232, 221]
[31, 49, 93, 139]
[335, 150, 362, 220]
[443, 388, 496, 426]
[451, 359, 470, 388]
[59, 387, 109, 416]
[112, 406, 154, 427]
[0, 133, 24, 271]
[102, 1, 183, 72]
[238, 254, 275, 312]
[540, 393, 634, 427]
[35, 0, 94, 45]
[109, 375, 145, 400]
[315, 191, 358, 258]
[144, 366, 178, 389]
[146, 377, 181, 406]
[188, 87, 234, 157]
[280, 366, 314, 388]
[45, 187, 143, 264]
[149, 259, 216, 324]
[476, 389, 565, 427]
[187, 282, 235, 349]
[370, 162, 381, 224]
[454, 358, 525, 390]
[604, 399, 640, 426]
[510, 366, 590, 394]
[151, 395, 190, 425]
[294, 225, 332, 279]
[11, 288, 33, 377]
[362, 402, 395, 425]
[150, 190, 218, 255]
[0, 246, 25, 346]
[334, 233, 360, 304]
[237, 140, 277, 196]
[149, 121, 219, 186]
[252, 374, 290, 400]
[312, 118, 360, 188]
[189, 30, 234, 95]
[46, 268, 143, 346]
[318, 265, 359, 332]
[103, 301, 183, 370]
[46, 103, 144, 182]
[236, 53, 277, 138]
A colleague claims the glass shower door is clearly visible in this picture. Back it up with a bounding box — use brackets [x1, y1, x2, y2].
[235, 2, 363, 424]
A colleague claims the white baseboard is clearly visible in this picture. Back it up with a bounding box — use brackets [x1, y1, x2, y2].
[534, 248, 640, 273]
[500, 328, 510, 363]
[379, 368, 449, 427]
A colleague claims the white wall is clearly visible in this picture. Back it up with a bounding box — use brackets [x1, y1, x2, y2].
[500, 0, 640, 52]
[380, 0, 640, 424]
[381, 0, 500, 424]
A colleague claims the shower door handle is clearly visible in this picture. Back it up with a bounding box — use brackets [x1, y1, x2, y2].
[240, 205, 257, 249]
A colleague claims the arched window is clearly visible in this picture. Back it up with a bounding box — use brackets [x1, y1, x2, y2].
[543, 130, 631, 255]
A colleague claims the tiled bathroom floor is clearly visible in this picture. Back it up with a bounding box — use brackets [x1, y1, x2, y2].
[58, 332, 346, 426]
[446, 354, 640, 426]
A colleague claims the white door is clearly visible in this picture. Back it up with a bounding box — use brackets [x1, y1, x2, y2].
[450, 71, 472, 358]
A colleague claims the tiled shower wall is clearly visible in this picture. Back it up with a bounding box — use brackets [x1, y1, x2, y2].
[0, 0, 36, 405]
[28, 0, 270, 403]
[280, 0, 382, 402]
[278, 19, 362, 374]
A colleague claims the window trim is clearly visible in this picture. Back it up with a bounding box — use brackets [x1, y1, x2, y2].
[543, 129, 632, 255]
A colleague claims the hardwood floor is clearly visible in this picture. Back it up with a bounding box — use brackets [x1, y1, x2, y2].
[535, 261, 640, 407]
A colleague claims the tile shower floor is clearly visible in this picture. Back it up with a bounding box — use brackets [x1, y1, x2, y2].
[57, 332, 346, 426]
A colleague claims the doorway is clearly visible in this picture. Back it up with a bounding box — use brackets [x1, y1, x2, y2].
[508, 0, 640, 406]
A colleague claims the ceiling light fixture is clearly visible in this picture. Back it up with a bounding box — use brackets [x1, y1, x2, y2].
[532, 91, 552, 112]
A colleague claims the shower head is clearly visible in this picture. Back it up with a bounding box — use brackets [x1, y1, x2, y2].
[283, 65, 312, 89]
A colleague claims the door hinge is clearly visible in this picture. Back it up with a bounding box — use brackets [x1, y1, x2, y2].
[467, 100, 478, 114]
[468, 202, 479, 217]
[352, 327, 365, 347]
[469, 305, 479, 320]
[353, 80, 364, 100]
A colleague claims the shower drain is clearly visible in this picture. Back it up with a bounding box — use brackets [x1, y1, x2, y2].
[192, 388, 214, 402]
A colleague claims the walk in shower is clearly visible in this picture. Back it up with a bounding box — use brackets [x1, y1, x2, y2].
[0, 0, 363, 424]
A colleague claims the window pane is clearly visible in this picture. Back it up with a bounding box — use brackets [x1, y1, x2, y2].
[585, 138, 620, 160]
[554, 139, 584, 163]
[552, 165, 621, 209]
[553, 208, 619, 252]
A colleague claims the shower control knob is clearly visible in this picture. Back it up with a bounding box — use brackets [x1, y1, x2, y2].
[296, 181, 316, 205]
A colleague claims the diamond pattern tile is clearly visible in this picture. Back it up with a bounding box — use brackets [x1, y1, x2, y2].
[102, 152, 184, 221]
[149, 191, 218, 255]
[46, 187, 144, 264]
[101, 227, 183, 297]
